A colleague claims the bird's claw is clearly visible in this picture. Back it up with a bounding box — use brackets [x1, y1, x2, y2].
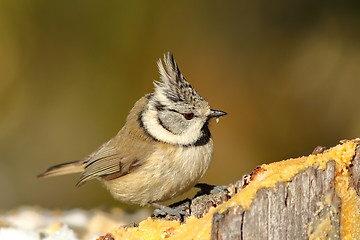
[151, 203, 189, 220]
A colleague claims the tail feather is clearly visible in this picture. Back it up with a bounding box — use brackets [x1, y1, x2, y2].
[38, 160, 84, 178]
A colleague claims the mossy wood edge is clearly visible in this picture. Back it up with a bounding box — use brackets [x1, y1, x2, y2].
[212, 160, 339, 239]
[212, 140, 360, 240]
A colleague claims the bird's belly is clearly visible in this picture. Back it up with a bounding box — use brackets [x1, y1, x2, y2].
[103, 141, 213, 205]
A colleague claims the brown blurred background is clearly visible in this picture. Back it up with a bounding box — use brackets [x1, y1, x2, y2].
[1, 1, 360, 210]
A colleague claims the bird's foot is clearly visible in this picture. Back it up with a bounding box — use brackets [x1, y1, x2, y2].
[151, 202, 189, 221]
[195, 183, 229, 195]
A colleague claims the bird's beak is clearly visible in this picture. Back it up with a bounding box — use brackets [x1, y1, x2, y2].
[209, 109, 227, 118]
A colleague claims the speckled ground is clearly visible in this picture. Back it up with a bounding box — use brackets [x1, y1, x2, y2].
[0, 207, 149, 240]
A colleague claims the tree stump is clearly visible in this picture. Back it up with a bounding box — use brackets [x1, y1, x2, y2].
[101, 139, 360, 240]
[212, 161, 340, 239]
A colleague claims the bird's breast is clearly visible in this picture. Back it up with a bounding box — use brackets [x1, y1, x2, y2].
[103, 139, 214, 205]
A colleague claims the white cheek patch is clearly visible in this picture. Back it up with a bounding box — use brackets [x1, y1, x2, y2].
[142, 107, 203, 146]
[216, 117, 220, 124]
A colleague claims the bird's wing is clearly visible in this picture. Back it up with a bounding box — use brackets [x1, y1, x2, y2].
[76, 95, 155, 186]
[76, 145, 141, 186]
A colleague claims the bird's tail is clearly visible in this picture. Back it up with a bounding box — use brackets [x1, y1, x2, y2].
[37, 160, 85, 178]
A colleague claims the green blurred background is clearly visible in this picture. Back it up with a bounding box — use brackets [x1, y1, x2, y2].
[1, 1, 360, 210]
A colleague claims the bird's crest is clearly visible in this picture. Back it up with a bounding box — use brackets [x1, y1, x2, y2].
[154, 52, 205, 107]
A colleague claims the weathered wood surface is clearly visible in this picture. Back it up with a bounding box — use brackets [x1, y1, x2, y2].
[149, 142, 360, 240]
[351, 144, 360, 195]
[211, 160, 341, 240]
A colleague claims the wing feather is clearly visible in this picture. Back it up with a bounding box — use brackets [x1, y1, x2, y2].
[77, 147, 128, 186]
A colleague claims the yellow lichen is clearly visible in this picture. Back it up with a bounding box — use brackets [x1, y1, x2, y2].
[307, 192, 339, 239]
[218, 141, 357, 211]
[110, 208, 217, 240]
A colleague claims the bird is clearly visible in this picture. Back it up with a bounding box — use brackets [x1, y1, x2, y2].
[38, 52, 227, 216]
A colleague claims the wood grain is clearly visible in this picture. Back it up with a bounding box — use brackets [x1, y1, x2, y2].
[212, 161, 340, 240]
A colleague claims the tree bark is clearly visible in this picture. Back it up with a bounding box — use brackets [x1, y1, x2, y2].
[210, 141, 360, 240]
[212, 160, 340, 240]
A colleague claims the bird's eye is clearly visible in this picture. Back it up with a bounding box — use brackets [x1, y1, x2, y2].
[183, 113, 194, 120]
